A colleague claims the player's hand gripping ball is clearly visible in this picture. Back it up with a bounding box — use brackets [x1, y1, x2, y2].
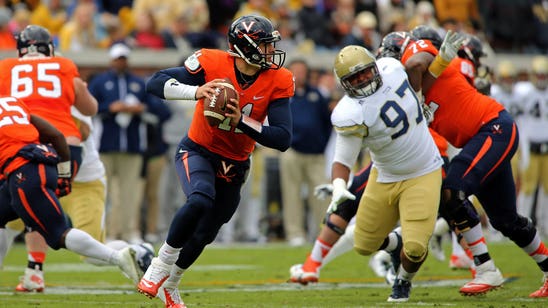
[203, 78, 238, 126]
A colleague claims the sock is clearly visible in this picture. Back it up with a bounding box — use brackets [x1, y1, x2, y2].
[64, 229, 118, 265]
[309, 238, 333, 263]
[163, 264, 185, 288]
[523, 234, 548, 265]
[385, 231, 400, 253]
[158, 242, 182, 265]
[28, 251, 46, 270]
[397, 264, 416, 281]
[451, 232, 465, 256]
[323, 224, 355, 266]
[84, 240, 130, 266]
[461, 223, 491, 266]
[0, 227, 21, 267]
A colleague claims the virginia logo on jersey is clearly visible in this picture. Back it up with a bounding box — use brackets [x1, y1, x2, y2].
[216, 161, 236, 182]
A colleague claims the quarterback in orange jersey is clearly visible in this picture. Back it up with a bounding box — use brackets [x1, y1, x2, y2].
[0, 96, 141, 285]
[137, 15, 294, 307]
[0, 25, 98, 293]
[402, 25, 548, 298]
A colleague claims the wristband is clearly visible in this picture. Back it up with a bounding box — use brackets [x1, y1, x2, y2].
[428, 55, 451, 78]
[57, 161, 71, 177]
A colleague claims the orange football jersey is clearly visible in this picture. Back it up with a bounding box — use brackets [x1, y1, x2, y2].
[0, 56, 81, 140]
[186, 49, 294, 161]
[402, 40, 504, 148]
[0, 96, 40, 178]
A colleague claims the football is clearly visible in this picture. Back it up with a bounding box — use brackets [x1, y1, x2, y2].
[203, 78, 237, 127]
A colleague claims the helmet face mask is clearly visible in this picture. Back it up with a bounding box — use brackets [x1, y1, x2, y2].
[334, 45, 382, 98]
[228, 15, 286, 70]
[17, 25, 54, 57]
[457, 35, 486, 68]
[377, 31, 416, 60]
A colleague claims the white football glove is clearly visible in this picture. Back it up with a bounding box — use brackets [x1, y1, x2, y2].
[438, 30, 465, 62]
[326, 178, 355, 214]
[314, 183, 334, 200]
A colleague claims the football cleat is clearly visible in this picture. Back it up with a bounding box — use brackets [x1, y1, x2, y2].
[529, 276, 548, 298]
[459, 261, 504, 296]
[116, 246, 142, 284]
[289, 263, 319, 285]
[138, 257, 172, 298]
[449, 253, 473, 270]
[15, 266, 44, 292]
[368, 250, 392, 278]
[132, 242, 155, 274]
[429, 235, 445, 261]
[387, 278, 412, 302]
[158, 281, 187, 308]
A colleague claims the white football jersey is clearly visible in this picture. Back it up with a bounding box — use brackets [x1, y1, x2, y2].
[491, 83, 523, 121]
[514, 81, 548, 143]
[331, 57, 442, 183]
[71, 106, 106, 182]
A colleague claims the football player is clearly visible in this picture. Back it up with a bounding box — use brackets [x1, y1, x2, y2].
[0, 24, 98, 292]
[137, 15, 294, 307]
[321, 31, 462, 302]
[403, 25, 548, 298]
[514, 56, 548, 241]
[0, 96, 141, 285]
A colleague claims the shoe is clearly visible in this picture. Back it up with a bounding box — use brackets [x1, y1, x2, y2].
[288, 237, 306, 247]
[459, 261, 504, 296]
[369, 250, 392, 278]
[158, 282, 187, 308]
[449, 253, 473, 270]
[15, 266, 44, 292]
[289, 262, 319, 285]
[138, 257, 172, 298]
[387, 278, 412, 302]
[429, 235, 445, 261]
[117, 246, 142, 284]
[131, 243, 155, 273]
[529, 276, 548, 298]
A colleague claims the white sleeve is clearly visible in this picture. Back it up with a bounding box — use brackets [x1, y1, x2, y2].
[163, 78, 199, 100]
[332, 133, 363, 170]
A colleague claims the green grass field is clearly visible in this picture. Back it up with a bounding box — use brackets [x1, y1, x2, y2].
[1, 239, 547, 307]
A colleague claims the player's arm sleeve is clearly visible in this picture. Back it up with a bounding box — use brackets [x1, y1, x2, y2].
[236, 98, 292, 151]
[332, 129, 363, 170]
[146, 67, 205, 100]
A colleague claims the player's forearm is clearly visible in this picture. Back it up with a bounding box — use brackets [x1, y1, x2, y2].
[236, 98, 292, 151]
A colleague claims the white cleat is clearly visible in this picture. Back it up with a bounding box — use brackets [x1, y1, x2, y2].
[15, 266, 45, 292]
[117, 246, 141, 284]
[369, 250, 392, 278]
[460, 260, 504, 296]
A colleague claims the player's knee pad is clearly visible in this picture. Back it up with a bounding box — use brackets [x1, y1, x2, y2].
[324, 214, 346, 236]
[403, 240, 427, 263]
[439, 189, 479, 232]
[490, 215, 536, 247]
[185, 193, 214, 215]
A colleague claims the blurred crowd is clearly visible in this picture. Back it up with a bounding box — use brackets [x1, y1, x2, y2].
[0, 0, 547, 54]
[2, 0, 546, 247]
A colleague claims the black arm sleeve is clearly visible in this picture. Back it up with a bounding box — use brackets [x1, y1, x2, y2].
[237, 97, 292, 152]
[145, 67, 206, 99]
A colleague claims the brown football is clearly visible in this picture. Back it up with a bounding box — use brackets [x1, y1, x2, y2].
[203, 78, 237, 127]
